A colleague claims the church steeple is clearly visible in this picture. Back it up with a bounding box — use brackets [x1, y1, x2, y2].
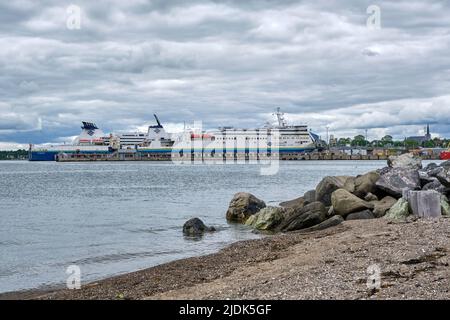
[426, 124, 431, 140]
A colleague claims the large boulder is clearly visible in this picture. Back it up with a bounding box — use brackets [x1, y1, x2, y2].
[279, 196, 306, 209]
[387, 153, 422, 170]
[315, 176, 354, 206]
[226, 192, 266, 223]
[346, 210, 374, 220]
[372, 196, 397, 218]
[440, 160, 450, 170]
[422, 179, 447, 194]
[353, 171, 380, 198]
[245, 206, 285, 230]
[297, 215, 344, 233]
[435, 168, 450, 188]
[421, 164, 444, 178]
[375, 167, 421, 198]
[385, 198, 410, 219]
[183, 218, 216, 236]
[331, 188, 374, 217]
[277, 202, 327, 232]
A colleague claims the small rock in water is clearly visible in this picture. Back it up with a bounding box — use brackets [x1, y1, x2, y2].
[183, 218, 216, 236]
[226, 192, 266, 223]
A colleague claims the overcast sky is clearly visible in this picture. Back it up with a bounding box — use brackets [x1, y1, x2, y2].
[1, 0, 450, 149]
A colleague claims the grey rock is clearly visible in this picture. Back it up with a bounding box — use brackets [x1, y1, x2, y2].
[183, 218, 216, 236]
[315, 176, 354, 206]
[375, 167, 421, 198]
[387, 153, 422, 170]
[372, 196, 398, 218]
[303, 190, 316, 203]
[421, 165, 444, 179]
[346, 210, 375, 220]
[277, 201, 327, 232]
[436, 168, 450, 188]
[354, 171, 380, 198]
[440, 160, 450, 170]
[424, 162, 439, 170]
[364, 192, 378, 202]
[419, 171, 436, 186]
[422, 179, 447, 194]
[279, 196, 306, 209]
[331, 188, 374, 217]
[226, 192, 266, 223]
[297, 215, 344, 233]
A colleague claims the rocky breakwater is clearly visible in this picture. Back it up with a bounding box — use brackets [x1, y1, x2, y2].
[226, 153, 450, 233]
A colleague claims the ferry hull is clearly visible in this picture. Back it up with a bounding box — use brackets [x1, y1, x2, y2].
[29, 150, 110, 161]
[29, 151, 58, 161]
[29, 146, 317, 161]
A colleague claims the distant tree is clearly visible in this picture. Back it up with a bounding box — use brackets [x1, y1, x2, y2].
[405, 139, 419, 149]
[351, 135, 368, 147]
[432, 137, 443, 147]
[371, 140, 383, 147]
[337, 138, 351, 146]
[381, 135, 393, 142]
[423, 140, 435, 148]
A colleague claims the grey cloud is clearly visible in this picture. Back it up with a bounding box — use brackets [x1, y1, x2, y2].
[1, 0, 450, 147]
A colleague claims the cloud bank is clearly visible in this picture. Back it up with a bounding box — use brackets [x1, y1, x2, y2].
[1, 0, 450, 148]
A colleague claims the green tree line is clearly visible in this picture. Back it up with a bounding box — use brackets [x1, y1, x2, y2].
[0, 149, 28, 160]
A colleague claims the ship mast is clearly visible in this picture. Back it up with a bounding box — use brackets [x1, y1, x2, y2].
[273, 107, 287, 127]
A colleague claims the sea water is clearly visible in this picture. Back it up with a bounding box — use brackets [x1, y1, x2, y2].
[0, 160, 410, 293]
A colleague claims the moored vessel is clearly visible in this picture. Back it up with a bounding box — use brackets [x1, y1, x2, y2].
[29, 109, 320, 161]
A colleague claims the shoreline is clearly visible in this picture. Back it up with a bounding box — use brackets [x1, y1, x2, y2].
[2, 217, 449, 300]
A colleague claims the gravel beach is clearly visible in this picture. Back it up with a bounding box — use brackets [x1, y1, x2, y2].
[2, 217, 449, 300]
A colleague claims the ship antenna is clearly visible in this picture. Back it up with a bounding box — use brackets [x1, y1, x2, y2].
[273, 107, 287, 127]
[153, 114, 162, 127]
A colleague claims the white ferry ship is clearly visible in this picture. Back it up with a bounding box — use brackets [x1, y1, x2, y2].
[166, 108, 320, 161]
[29, 110, 320, 161]
[29, 115, 173, 161]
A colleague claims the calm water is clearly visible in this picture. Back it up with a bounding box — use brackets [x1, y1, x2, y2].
[0, 160, 394, 293]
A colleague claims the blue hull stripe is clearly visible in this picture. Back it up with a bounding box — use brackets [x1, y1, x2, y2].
[29, 147, 316, 161]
